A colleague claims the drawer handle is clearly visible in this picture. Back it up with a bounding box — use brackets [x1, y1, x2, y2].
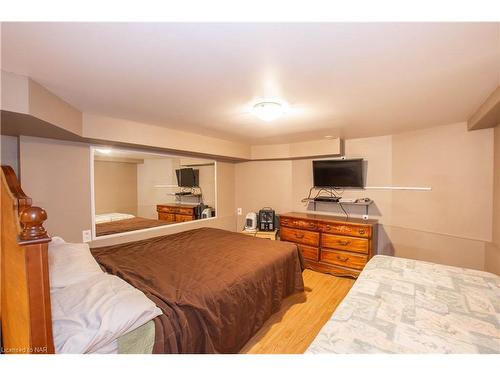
[308, 223, 316, 228]
[336, 255, 349, 262]
[283, 219, 289, 224]
[295, 233, 304, 239]
[337, 240, 351, 246]
[325, 225, 331, 231]
[359, 229, 366, 235]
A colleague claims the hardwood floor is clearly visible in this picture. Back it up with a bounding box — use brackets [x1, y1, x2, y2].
[240, 269, 355, 354]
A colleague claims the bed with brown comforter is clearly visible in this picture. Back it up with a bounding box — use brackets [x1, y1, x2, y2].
[90, 227, 305, 353]
[95, 217, 173, 236]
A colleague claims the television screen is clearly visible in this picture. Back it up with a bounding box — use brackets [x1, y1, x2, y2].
[175, 168, 199, 187]
[313, 159, 364, 188]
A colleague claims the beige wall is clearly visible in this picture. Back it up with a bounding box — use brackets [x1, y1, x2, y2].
[389, 123, 493, 271]
[485, 126, 500, 274]
[94, 160, 138, 216]
[197, 164, 216, 208]
[250, 138, 341, 160]
[0, 135, 19, 175]
[19, 136, 92, 242]
[28, 79, 83, 135]
[235, 123, 495, 271]
[235, 160, 293, 230]
[1, 70, 29, 114]
[137, 158, 177, 218]
[18, 136, 235, 245]
[391, 123, 492, 241]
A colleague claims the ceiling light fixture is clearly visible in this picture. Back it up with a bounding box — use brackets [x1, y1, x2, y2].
[252, 101, 284, 122]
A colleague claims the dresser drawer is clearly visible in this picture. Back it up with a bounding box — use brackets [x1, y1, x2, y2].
[320, 249, 368, 270]
[307, 261, 362, 278]
[280, 217, 318, 231]
[177, 207, 194, 215]
[321, 233, 369, 254]
[158, 212, 175, 221]
[280, 227, 320, 247]
[297, 244, 319, 261]
[318, 222, 371, 238]
[157, 206, 177, 213]
[176, 214, 195, 222]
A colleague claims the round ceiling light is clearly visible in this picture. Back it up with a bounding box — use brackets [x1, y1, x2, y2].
[252, 101, 284, 122]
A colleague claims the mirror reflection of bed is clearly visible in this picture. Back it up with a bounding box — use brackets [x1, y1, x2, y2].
[92, 148, 216, 237]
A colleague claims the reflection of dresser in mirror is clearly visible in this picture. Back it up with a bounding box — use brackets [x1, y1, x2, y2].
[157, 203, 198, 223]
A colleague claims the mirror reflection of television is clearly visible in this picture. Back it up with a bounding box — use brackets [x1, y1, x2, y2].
[313, 159, 364, 188]
[175, 168, 199, 187]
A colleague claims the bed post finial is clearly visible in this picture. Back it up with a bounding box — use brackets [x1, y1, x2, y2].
[19, 206, 49, 241]
[1, 165, 55, 354]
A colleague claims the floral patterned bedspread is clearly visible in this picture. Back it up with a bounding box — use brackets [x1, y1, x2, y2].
[307, 255, 500, 353]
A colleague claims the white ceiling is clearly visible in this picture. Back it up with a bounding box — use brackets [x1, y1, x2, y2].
[2, 23, 499, 144]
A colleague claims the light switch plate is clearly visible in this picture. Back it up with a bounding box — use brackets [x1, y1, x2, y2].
[82, 230, 92, 242]
[237, 208, 242, 215]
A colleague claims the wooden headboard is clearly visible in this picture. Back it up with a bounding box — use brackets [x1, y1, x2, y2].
[1, 165, 54, 354]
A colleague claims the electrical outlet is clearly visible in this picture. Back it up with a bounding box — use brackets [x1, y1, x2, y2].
[362, 214, 369, 220]
[237, 208, 242, 215]
[82, 230, 92, 243]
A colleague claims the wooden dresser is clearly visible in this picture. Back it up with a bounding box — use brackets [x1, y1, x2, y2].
[279, 212, 378, 278]
[157, 203, 198, 223]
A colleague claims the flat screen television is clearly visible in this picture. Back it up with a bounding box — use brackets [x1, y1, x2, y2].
[313, 159, 364, 188]
[175, 168, 199, 187]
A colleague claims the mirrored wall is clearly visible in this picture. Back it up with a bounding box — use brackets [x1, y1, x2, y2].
[92, 147, 216, 238]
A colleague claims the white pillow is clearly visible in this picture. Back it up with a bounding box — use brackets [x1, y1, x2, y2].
[48, 239, 104, 290]
[51, 236, 66, 245]
[51, 273, 162, 354]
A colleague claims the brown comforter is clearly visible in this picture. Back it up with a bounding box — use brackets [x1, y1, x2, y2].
[91, 227, 304, 353]
[95, 217, 172, 236]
